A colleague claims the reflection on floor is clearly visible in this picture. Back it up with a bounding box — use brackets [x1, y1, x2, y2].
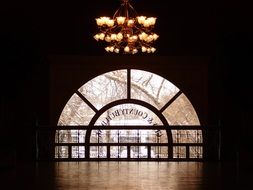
[1, 161, 252, 190]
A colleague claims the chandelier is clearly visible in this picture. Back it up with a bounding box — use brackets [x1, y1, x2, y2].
[93, 0, 159, 54]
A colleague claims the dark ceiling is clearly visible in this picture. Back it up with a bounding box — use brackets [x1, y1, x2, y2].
[2, 0, 252, 92]
[3, 0, 251, 56]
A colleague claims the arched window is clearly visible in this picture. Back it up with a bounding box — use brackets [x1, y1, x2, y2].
[55, 69, 203, 160]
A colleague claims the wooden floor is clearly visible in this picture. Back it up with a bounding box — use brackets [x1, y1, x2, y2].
[1, 161, 252, 190]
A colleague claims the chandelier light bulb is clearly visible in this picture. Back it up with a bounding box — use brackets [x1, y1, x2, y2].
[153, 34, 159, 41]
[105, 36, 111, 42]
[137, 16, 146, 24]
[114, 48, 120, 53]
[132, 48, 138, 54]
[111, 34, 117, 41]
[124, 46, 130, 53]
[116, 16, 126, 25]
[127, 19, 135, 27]
[109, 46, 114, 52]
[94, 34, 100, 41]
[116, 33, 123, 41]
[151, 47, 156, 53]
[94, 0, 159, 54]
[99, 33, 105, 40]
[141, 46, 147, 52]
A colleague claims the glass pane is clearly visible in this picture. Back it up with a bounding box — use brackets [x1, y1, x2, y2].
[150, 130, 168, 143]
[131, 70, 179, 109]
[106, 130, 119, 143]
[71, 146, 85, 158]
[58, 93, 95, 125]
[55, 146, 68, 158]
[172, 130, 202, 143]
[90, 146, 107, 158]
[118, 130, 167, 143]
[190, 146, 203, 158]
[130, 146, 139, 158]
[139, 146, 148, 158]
[90, 130, 168, 144]
[90, 130, 119, 143]
[151, 146, 168, 158]
[78, 70, 127, 110]
[173, 146, 186, 158]
[110, 146, 127, 158]
[55, 130, 86, 143]
[120, 130, 139, 143]
[110, 146, 119, 158]
[95, 103, 163, 126]
[78, 130, 86, 143]
[119, 146, 128, 158]
[130, 146, 148, 158]
[90, 130, 104, 143]
[162, 93, 200, 125]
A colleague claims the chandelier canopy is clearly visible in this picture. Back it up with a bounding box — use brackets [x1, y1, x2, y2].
[94, 0, 159, 54]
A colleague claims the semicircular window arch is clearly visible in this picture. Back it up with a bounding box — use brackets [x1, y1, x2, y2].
[56, 69, 202, 160]
[58, 69, 200, 126]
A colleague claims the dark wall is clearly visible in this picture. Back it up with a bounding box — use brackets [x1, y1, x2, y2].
[1, 0, 252, 165]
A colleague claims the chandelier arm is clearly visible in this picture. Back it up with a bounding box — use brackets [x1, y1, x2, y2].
[114, 0, 136, 19]
[131, 23, 154, 32]
[133, 42, 142, 48]
[140, 41, 153, 48]
[132, 25, 153, 34]
[128, 3, 138, 18]
[113, 3, 125, 19]
[118, 41, 126, 46]
[140, 28, 154, 33]
[98, 27, 107, 34]
[124, 1, 129, 18]
[112, 41, 118, 46]
[99, 25, 118, 34]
